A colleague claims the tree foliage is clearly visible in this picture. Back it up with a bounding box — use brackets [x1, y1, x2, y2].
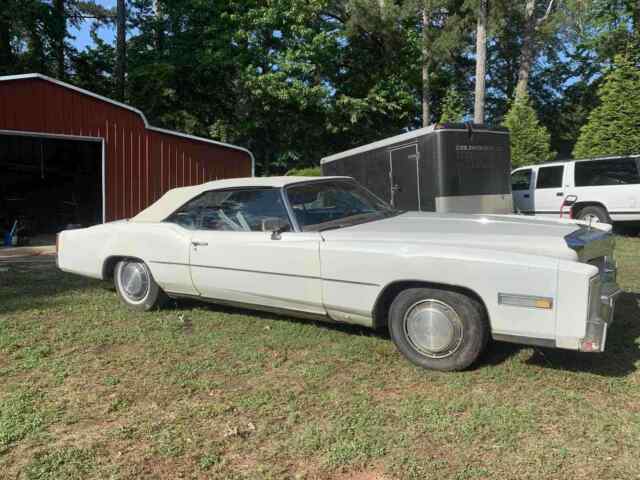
[1, 0, 638, 172]
[439, 86, 466, 123]
[573, 55, 640, 158]
[502, 94, 555, 167]
[285, 166, 322, 176]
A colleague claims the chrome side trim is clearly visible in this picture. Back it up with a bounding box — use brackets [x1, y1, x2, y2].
[150, 260, 380, 287]
[492, 333, 556, 348]
[167, 293, 330, 322]
[498, 293, 553, 310]
[324, 304, 374, 327]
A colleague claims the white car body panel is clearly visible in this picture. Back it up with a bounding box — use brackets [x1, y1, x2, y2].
[319, 212, 581, 339]
[57, 176, 620, 354]
[187, 230, 324, 315]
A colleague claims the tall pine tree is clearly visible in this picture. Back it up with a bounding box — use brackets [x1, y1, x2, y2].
[573, 55, 640, 158]
[439, 86, 465, 123]
[502, 93, 554, 167]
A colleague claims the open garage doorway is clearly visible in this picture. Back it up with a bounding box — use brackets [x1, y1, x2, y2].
[0, 131, 103, 245]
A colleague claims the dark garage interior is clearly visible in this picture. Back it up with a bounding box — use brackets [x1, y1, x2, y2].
[0, 133, 102, 243]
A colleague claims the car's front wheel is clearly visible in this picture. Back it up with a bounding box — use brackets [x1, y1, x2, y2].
[388, 288, 488, 371]
[114, 259, 167, 311]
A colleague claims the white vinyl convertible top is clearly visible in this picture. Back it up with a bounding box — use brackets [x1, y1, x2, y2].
[131, 176, 351, 223]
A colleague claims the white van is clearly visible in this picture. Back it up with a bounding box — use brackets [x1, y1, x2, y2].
[511, 155, 640, 224]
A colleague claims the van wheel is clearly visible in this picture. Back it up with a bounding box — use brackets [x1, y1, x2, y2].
[114, 259, 167, 311]
[576, 205, 610, 225]
[388, 288, 489, 371]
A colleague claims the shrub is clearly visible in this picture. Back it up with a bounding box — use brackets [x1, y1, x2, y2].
[502, 94, 555, 168]
[573, 55, 640, 158]
[285, 166, 321, 176]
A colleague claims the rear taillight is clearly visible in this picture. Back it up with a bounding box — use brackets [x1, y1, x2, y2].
[580, 339, 600, 352]
[560, 195, 578, 219]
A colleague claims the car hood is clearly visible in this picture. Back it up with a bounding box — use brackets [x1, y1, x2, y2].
[319, 211, 605, 260]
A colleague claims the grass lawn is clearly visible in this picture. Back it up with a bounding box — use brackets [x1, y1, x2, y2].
[1, 237, 639, 479]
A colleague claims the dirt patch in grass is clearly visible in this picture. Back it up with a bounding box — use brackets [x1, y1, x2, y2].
[332, 464, 390, 480]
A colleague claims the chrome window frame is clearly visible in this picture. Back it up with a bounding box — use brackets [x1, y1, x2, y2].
[164, 186, 296, 233]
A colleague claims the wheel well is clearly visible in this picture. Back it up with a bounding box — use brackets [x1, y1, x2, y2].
[102, 256, 142, 281]
[372, 280, 489, 330]
[571, 201, 608, 218]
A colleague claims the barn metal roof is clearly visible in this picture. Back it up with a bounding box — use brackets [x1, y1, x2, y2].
[0, 73, 255, 175]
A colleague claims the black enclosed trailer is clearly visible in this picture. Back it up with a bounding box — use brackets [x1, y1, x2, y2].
[321, 123, 513, 214]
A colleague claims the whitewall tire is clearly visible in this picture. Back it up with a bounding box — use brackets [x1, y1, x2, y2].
[114, 259, 167, 311]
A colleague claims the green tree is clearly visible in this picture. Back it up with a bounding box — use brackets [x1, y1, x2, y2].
[439, 86, 465, 123]
[2, 0, 618, 175]
[285, 166, 321, 176]
[573, 56, 640, 158]
[502, 94, 554, 167]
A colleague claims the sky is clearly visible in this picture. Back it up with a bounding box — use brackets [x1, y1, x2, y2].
[69, 0, 116, 51]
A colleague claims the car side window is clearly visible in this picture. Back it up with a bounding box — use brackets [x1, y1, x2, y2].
[166, 188, 292, 232]
[575, 158, 640, 186]
[511, 169, 532, 191]
[536, 166, 564, 189]
[287, 182, 382, 229]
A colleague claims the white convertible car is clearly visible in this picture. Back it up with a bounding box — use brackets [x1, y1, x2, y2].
[57, 176, 621, 371]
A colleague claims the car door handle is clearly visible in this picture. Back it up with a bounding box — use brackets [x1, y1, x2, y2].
[556, 192, 564, 196]
[191, 240, 208, 247]
[523, 194, 530, 198]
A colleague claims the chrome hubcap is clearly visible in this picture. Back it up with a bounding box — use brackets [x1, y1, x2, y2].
[581, 213, 600, 223]
[403, 299, 463, 358]
[120, 262, 149, 302]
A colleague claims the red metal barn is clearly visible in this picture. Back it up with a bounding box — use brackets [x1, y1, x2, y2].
[0, 73, 253, 235]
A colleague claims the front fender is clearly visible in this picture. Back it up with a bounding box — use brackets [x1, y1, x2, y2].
[320, 241, 561, 339]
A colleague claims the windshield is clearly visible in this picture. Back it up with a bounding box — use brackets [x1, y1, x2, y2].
[286, 180, 397, 231]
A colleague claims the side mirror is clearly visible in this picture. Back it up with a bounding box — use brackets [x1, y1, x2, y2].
[262, 217, 289, 239]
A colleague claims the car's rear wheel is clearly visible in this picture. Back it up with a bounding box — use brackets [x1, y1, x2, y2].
[388, 288, 488, 371]
[114, 259, 167, 311]
[576, 205, 610, 225]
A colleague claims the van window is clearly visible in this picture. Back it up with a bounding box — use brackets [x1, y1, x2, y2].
[511, 169, 532, 191]
[575, 158, 640, 186]
[536, 166, 564, 189]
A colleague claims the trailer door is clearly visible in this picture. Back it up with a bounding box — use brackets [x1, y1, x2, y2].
[389, 144, 420, 210]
